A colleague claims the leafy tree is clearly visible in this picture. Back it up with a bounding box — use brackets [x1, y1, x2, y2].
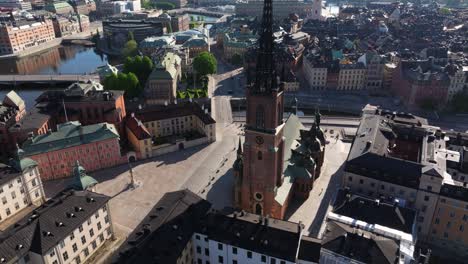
[154, 2, 175, 10]
[123, 55, 154, 84]
[141, 0, 154, 9]
[193, 51, 217, 76]
[122, 40, 138, 57]
[128, 31, 135, 41]
[103, 72, 141, 98]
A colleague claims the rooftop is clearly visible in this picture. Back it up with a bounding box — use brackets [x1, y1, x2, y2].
[134, 101, 215, 125]
[22, 121, 120, 156]
[322, 220, 400, 264]
[333, 189, 416, 233]
[0, 190, 109, 262]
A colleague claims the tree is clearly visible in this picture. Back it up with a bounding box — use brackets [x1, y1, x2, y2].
[123, 55, 154, 84]
[154, 2, 175, 10]
[122, 40, 138, 57]
[128, 31, 135, 41]
[193, 51, 217, 76]
[103, 72, 141, 98]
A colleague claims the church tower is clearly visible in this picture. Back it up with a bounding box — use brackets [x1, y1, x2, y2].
[234, 0, 287, 219]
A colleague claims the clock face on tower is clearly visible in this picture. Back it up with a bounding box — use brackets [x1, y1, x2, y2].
[256, 136, 264, 145]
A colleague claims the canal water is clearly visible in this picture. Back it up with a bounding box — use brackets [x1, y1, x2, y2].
[0, 45, 119, 109]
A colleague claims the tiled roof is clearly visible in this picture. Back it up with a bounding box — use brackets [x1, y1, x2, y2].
[333, 189, 416, 233]
[125, 115, 151, 140]
[198, 212, 302, 262]
[322, 221, 400, 264]
[298, 236, 322, 263]
[22, 122, 120, 156]
[114, 190, 211, 264]
[0, 163, 22, 187]
[0, 190, 109, 261]
[135, 101, 215, 125]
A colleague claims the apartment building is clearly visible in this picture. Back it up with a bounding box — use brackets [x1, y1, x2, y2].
[0, 154, 45, 225]
[445, 63, 467, 101]
[126, 101, 216, 159]
[113, 189, 321, 264]
[21, 121, 125, 181]
[343, 104, 468, 259]
[337, 62, 366, 90]
[358, 51, 386, 91]
[0, 190, 114, 264]
[303, 54, 327, 90]
[146, 52, 182, 105]
[0, 17, 55, 55]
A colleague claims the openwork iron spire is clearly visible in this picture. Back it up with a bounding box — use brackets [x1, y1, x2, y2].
[253, 0, 279, 93]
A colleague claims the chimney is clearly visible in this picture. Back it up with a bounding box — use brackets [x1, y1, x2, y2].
[297, 221, 303, 234]
[264, 215, 269, 226]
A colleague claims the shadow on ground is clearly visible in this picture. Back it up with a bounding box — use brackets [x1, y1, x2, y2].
[206, 168, 234, 210]
[43, 143, 210, 198]
[306, 163, 345, 237]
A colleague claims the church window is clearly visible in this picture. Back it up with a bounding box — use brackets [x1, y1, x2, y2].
[256, 105, 265, 129]
[255, 204, 263, 215]
[257, 151, 262, 160]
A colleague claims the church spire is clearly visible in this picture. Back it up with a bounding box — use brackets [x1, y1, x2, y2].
[237, 137, 242, 157]
[252, 0, 279, 94]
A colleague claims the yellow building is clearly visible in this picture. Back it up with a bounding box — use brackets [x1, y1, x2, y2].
[126, 101, 216, 159]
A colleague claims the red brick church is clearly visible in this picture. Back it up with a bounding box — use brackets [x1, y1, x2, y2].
[233, 0, 326, 219]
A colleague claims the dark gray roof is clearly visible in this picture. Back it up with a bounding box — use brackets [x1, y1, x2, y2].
[322, 221, 400, 264]
[135, 101, 215, 125]
[198, 212, 302, 262]
[0, 190, 109, 262]
[114, 189, 211, 264]
[298, 236, 321, 262]
[333, 189, 416, 233]
[346, 110, 424, 189]
[440, 184, 468, 202]
[114, 190, 304, 263]
[0, 163, 21, 187]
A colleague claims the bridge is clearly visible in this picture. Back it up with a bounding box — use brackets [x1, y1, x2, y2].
[0, 74, 100, 85]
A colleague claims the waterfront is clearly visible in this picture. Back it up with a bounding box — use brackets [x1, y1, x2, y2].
[0, 45, 118, 75]
[0, 44, 119, 109]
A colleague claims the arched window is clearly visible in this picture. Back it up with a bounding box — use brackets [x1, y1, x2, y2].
[255, 203, 263, 215]
[257, 151, 262, 160]
[256, 105, 265, 129]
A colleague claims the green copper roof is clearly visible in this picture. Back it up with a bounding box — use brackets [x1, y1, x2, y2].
[282, 114, 305, 171]
[22, 122, 119, 157]
[10, 157, 38, 172]
[69, 161, 98, 191]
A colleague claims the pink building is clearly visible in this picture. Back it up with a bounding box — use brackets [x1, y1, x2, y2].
[21, 121, 126, 181]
